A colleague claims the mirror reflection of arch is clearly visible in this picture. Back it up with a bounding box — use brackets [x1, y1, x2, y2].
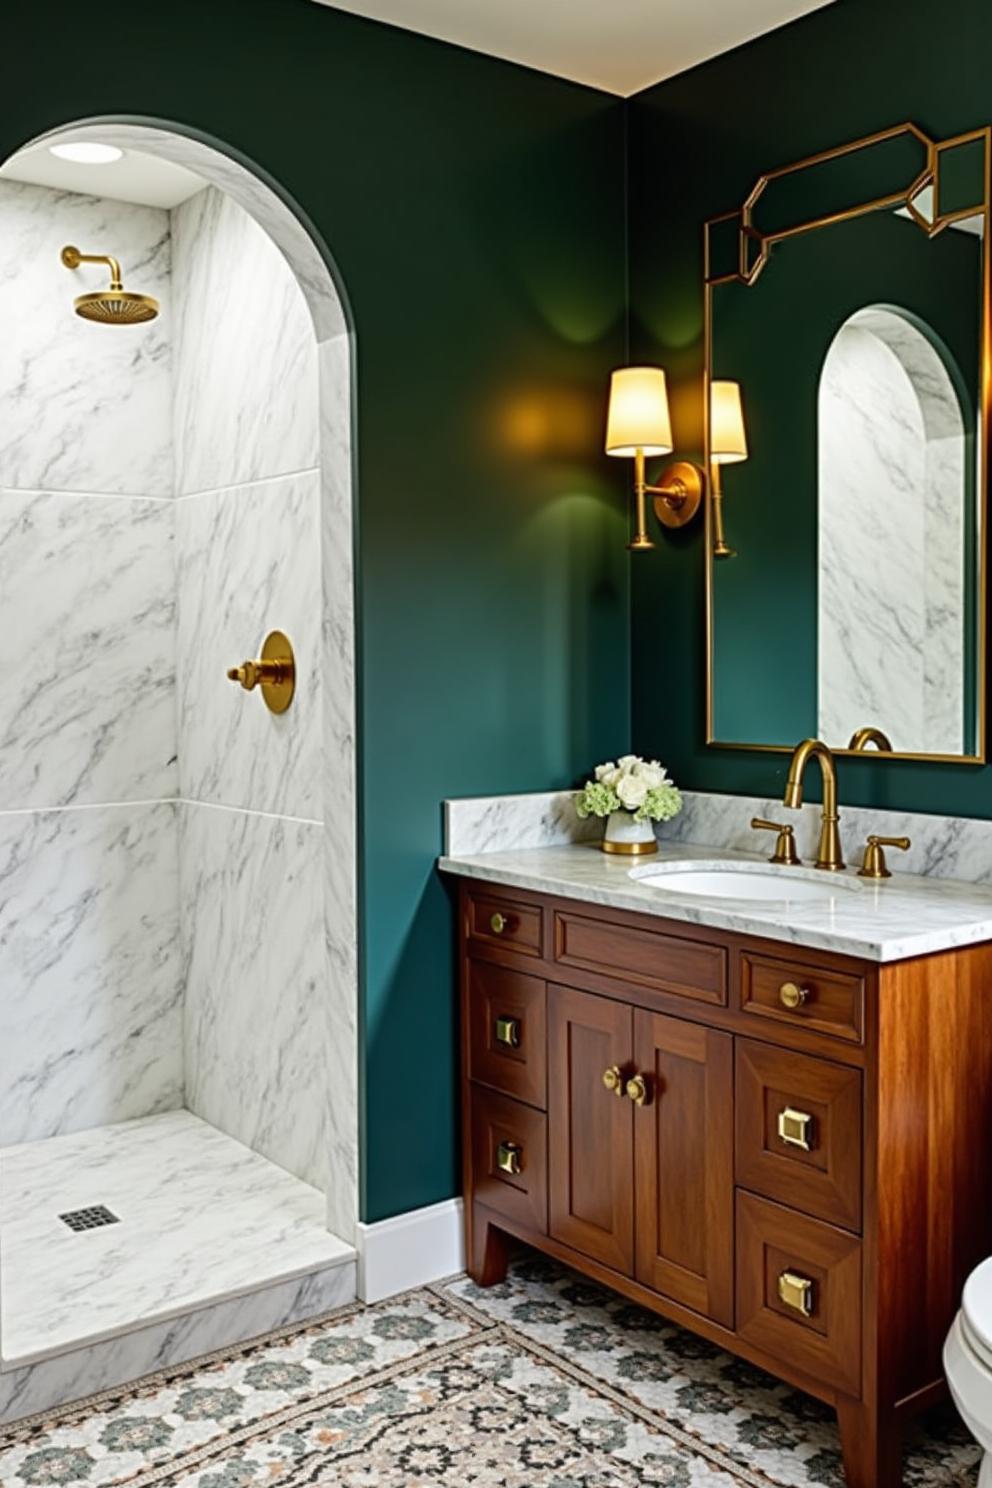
[817, 305, 976, 756]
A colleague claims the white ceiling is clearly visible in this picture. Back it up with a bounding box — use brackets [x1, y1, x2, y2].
[311, 0, 835, 96]
[0, 144, 205, 209]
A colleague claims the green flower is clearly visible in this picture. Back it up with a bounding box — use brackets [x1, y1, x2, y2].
[636, 783, 683, 824]
[575, 781, 620, 819]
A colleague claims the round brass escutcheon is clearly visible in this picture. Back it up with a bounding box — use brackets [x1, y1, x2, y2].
[653, 460, 705, 529]
[227, 630, 296, 714]
[779, 981, 810, 1011]
[489, 912, 507, 935]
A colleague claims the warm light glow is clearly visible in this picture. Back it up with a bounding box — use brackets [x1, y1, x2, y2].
[605, 366, 673, 457]
[710, 380, 748, 464]
[49, 142, 123, 165]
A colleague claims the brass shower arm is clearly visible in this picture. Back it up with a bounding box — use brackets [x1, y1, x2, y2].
[61, 245, 124, 290]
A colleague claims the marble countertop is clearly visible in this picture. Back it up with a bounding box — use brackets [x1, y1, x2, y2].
[438, 841, 992, 962]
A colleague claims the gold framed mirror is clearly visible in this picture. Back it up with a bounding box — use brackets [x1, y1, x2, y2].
[705, 122, 990, 763]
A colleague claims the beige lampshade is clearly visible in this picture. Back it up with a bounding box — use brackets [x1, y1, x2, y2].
[710, 379, 748, 464]
[605, 366, 673, 457]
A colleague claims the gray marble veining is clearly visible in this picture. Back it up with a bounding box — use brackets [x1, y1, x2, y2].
[180, 804, 328, 1190]
[0, 180, 173, 497]
[439, 840, 992, 962]
[445, 789, 600, 855]
[0, 491, 176, 809]
[175, 472, 321, 820]
[0, 803, 183, 1144]
[0, 1110, 353, 1365]
[172, 186, 319, 496]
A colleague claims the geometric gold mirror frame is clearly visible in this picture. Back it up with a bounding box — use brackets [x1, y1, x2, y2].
[705, 122, 990, 763]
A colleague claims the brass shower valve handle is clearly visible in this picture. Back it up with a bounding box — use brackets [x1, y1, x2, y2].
[226, 630, 296, 714]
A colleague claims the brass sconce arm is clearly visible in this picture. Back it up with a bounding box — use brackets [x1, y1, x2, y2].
[629, 450, 704, 551]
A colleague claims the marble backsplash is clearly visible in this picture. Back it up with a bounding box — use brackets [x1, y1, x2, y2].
[445, 787, 992, 885]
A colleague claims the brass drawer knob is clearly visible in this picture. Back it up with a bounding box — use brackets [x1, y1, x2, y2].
[494, 1015, 520, 1048]
[489, 912, 508, 935]
[626, 1074, 650, 1107]
[602, 1064, 623, 1096]
[496, 1140, 522, 1176]
[777, 1106, 814, 1151]
[778, 1270, 814, 1318]
[779, 981, 810, 1010]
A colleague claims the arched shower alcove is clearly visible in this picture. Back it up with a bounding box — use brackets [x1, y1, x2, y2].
[0, 119, 358, 1422]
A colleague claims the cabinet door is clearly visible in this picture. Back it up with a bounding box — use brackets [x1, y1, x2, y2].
[548, 984, 634, 1274]
[633, 1009, 734, 1325]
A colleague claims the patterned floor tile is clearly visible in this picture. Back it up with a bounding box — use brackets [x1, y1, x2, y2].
[0, 1255, 980, 1488]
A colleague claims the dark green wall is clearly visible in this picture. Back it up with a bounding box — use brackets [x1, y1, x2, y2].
[628, 0, 992, 815]
[0, 0, 629, 1222]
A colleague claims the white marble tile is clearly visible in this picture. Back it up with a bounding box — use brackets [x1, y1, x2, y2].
[0, 803, 182, 1145]
[180, 804, 328, 1191]
[0, 180, 173, 497]
[0, 1110, 353, 1366]
[319, 334, 359, 1243]
[0, 491, 176, 809]
[445, 789, 599, 854]
[175, 472, 321, 820]
[171, 187, 319, 494]
[818, 309, 970, 754]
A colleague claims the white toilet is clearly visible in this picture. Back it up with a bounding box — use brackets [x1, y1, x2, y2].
[945, 1256, 992, 1486]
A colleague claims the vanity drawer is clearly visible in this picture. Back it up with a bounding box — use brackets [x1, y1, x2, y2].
[468, 961, 546, 1108]
[740, 952, 864, 1044]
[470, 1087, 547, 1234]
[736, 1040, 862, 1231]
[554, 911, 727, 1006]
[466, 889, 543, 960]
[736, 1191, 861, 1396]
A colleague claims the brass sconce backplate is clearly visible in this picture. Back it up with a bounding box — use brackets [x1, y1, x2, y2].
[227, 629, 296, 714]
[652, 461, 704, 529]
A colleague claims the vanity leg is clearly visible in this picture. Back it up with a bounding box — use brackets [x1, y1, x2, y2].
[836, 1399, 902, 1488]
[468, 1208, 510, 1286]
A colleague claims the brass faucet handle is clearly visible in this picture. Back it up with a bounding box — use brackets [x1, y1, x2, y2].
[225, 631, 296, 714]
[227, 660, 261, 691]
[751, 817, 801, 866]
[858, 834, 911, 880]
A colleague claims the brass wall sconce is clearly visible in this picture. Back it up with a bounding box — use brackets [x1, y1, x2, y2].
[227, 629, 296, 714]
[605, 367, 702, 551]
[709, 379, 748, 559]
[605, 368, 748, 555]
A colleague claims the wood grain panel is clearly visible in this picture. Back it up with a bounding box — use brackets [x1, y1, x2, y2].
[555, 912, 727, 1005]
[468, 960, 547, 1108]
[467, 889, 543, 959]
[633, 1010, 734, 1324]
[736, 1039, 862, 1231]
[548, 983, 634, 1274]
[741, 952, 864, 1044]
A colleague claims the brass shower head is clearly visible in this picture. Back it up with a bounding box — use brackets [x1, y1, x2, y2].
[61, 245, 159, 325]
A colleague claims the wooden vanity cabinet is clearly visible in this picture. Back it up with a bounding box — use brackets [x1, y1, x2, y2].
[458, 879, 992, 1488]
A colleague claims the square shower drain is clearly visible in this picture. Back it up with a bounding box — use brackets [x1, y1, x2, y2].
[58, 1205, 120, 1233]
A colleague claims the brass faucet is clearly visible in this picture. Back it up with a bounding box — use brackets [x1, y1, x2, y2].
[783, 738, 845, 871]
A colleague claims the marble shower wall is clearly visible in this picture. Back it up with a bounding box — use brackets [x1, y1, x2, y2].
[172, 186, 329, 1191]
[818, 309, 968, 754]
[0, 181, 181, 1144]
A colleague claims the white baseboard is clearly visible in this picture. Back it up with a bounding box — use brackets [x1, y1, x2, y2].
[356, 1197, 465, 1303]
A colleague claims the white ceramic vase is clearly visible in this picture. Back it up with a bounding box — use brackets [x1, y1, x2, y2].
[601, 810, 657, 856]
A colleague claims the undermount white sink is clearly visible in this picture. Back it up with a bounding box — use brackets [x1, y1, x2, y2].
[629, 859, 864, 905]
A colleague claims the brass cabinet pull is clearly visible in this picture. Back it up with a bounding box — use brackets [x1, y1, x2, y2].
[602, 1064, 623, 1096]
[626, 1074, 650, 1106]
[779, 981, 810, 1010]
[496, 1141, 522, 1176]
[778, 1270, 814, 1318]
[494, 1015, 520, 1048]
[777, 1106, 814, 1151]
[489, 912, 508, 935]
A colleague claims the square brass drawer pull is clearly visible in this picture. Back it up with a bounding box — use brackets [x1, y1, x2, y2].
[777, 1106, 814, 1151]
[495, 1016, 521, 1048]
[496, 1140, 523, 1176]
[778, 1270, 814, 1318]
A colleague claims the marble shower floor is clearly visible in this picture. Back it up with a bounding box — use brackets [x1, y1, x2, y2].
[0, 1111, 353, 1366]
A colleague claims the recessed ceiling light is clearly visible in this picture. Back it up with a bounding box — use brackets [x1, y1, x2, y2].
[49, 143, 123, 165]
